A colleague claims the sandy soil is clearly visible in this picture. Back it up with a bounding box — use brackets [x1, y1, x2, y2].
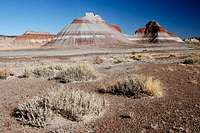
[0, 48, 200, 133]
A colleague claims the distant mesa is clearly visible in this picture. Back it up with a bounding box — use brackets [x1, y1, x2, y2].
[45, 12, 133, 48]
[129, 21, 183, 43]
[0, 31, 55, 50]
[14, 31, 54, 44]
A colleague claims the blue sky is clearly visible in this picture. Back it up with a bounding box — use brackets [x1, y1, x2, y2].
[0, 0, 199, 38]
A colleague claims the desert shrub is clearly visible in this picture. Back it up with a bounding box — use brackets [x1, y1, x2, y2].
[32, 66, 55, 79]
[55, 63, 97, 83]
[48, 87, 106, 121]
[113, 58, 123, 64]
[22, 63, 97, 82]
[131, 51, 136, 55]
[13, 86, 106, 127]
[99, 75, 162, 97]
[130, 53, 153, 61]
[94, 56, 104, 64]
[22, 64, 67, 79]
[0, 68, 10, 79]
[47, 64, 67, 71]
[49, 128, 66, 133]
[22, 68, 32, 78]
[13, 96, 52, 127]
[183, 56, 200, 65]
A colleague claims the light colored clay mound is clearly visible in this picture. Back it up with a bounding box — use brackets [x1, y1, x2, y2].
[45, 12, 134, 49]
[129, 21, 183, 43]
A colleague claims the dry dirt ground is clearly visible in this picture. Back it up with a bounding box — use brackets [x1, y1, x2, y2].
[0, 48, 200, 133]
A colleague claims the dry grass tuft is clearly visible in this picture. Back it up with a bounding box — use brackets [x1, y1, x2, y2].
[0, 68, 10, 79]
[99, 75, 162, 97]
[143, 76, 163, 97]
[13, 86, 106, 127]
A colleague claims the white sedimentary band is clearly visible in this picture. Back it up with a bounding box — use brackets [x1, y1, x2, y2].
[24, 31, 52, 35]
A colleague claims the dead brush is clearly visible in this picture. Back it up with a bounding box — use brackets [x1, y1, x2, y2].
[22, 63, 97, 82]
[0, 68, 10, 79]
[130, 53, 153, 61]
[13, 86, 106, 127]
[13, 96, 52, 127]
[32, 66, 56, 79]
[55, 63, 97, 83]
[183, 55, 200, 65]
[22, 63, 68, 79]
[99, 75, 162, 97]
[48, 87, 106, 121]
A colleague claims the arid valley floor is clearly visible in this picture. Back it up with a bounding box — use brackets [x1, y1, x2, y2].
[0, 45, 200, 133]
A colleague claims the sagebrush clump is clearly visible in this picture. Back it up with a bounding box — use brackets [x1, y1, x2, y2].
[99, 75, 162, 97]
[13, 86, 106, 127]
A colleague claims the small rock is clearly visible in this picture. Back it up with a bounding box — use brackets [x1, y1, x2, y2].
[168, 129, 174, 133]
[150, 123, 158, 130]
[119, 114, 131, 119]
[104, 66, 112, 70]
[185, 128, 189, 133]
[161, 120, 166, 125]
[179, 127, 184, 131]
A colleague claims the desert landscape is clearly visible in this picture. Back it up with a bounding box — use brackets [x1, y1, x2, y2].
[0, 2, 200, 133]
